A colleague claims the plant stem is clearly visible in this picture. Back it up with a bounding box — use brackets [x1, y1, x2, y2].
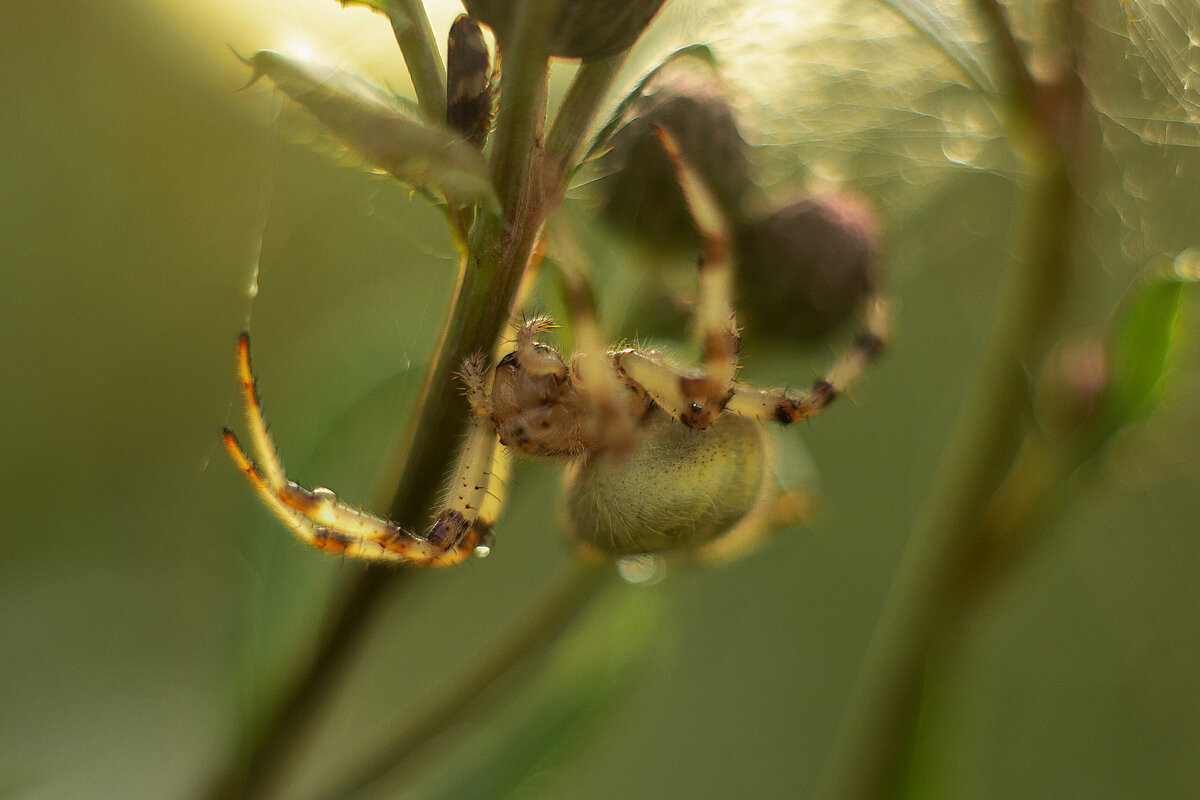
[383, 0, 447, 121]
[816, 149, 1073, 800]
[381, 1, 558, 530]
[815, 2, 1081, 798]
[545, 54, 629, 191]
[194, 569, 409, 800]
[310, 560, 613, 800]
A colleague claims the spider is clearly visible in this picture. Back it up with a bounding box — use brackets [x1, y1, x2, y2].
[222, 133, 887, 566]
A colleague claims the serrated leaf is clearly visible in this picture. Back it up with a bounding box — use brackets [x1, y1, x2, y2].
[1099, 250, 1200, 434]
[245, 50, 498, 214]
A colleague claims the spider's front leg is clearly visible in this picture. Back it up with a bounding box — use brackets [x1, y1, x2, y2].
[616, 291, 888, 429]
[222, 334, 498, 566]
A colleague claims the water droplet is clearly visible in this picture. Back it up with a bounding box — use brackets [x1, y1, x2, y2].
[616, 554, 667, 585]
[1172, 248, 1200, 281]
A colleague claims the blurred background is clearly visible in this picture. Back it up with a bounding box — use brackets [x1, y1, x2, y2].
[2, 1, 1198, 798]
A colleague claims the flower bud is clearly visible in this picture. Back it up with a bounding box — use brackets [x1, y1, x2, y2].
[446, 14, 493, 150]
[463, 0, 665, 60]
[595, 51, 752, 251]
[735, 192, 878, 341]
[1037, 336, 1110, 436]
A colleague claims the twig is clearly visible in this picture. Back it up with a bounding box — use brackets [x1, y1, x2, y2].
[383, 0, 447, 121]
[310, 560, 613, 800]
[197, 6, 558, 799]
[193, 569, 409, 800]
[545, 54, 629, 191]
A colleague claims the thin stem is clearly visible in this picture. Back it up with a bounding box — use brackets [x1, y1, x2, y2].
[962, 434, 1076, 596]
[383, 0, 447, 121]
[311, 560, 613, 800]
[194, 570, 410, 800]
[381, 1, 558, 528]
[815, 2, 1081, 798]
[974, 0, 1039, 113]
[545, 53, 629, 192]
[816, 147, 1073, 800]
[488, 2, 557, 218]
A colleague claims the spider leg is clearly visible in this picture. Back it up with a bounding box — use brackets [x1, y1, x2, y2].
[459, 351, 493, 419]
[224, 333, 497, 564]
[546, 216, 642, 455]
[615, 128, 740, 430]
[725, 295, 889, 424]
[418, 412, 501, 566]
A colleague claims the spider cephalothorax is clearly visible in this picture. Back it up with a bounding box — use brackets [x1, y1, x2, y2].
[487, 323, 612, 457]
[223, 133, 887, 565]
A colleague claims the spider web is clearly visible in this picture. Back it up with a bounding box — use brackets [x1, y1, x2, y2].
[1090, 0, 1200, 147]
[657, 0, 1200, 279]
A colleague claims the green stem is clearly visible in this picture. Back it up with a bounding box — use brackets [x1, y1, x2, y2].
[965, 423, 1106, 601]
[816, 2, 1080, 796]
[381, 1, 558, 528]
[816, 147, 1072, 800]
[193, 570, 412, 800]
[310, 561, 613, 800]
[545, 54, 629, 192]
[383, 0, 447, 121]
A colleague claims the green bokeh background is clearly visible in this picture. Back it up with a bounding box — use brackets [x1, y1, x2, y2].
[2, 1, 1198, 799]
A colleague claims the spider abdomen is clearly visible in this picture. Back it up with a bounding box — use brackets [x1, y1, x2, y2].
[565, 409, 766, 556]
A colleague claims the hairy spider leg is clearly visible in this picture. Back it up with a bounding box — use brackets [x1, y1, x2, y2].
[725, 294, 889, 424]
[223, 333, 497, 565]
[615, 127, 741, 430]
[547, 216, 642, 455]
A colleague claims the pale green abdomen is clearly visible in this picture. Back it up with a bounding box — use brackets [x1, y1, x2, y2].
[565, 410, 766, 556]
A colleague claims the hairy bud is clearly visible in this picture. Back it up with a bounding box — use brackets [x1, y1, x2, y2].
[446, 15, 493, 150]
[463, 0, 665, 60]
[735, 193, 878, 341]
[596, 51, 752, 251]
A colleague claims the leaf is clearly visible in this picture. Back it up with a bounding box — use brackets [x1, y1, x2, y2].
[1098, 250, 1200, 435]
[244, 50, 498, 214]
[336, 0, 416, 33]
